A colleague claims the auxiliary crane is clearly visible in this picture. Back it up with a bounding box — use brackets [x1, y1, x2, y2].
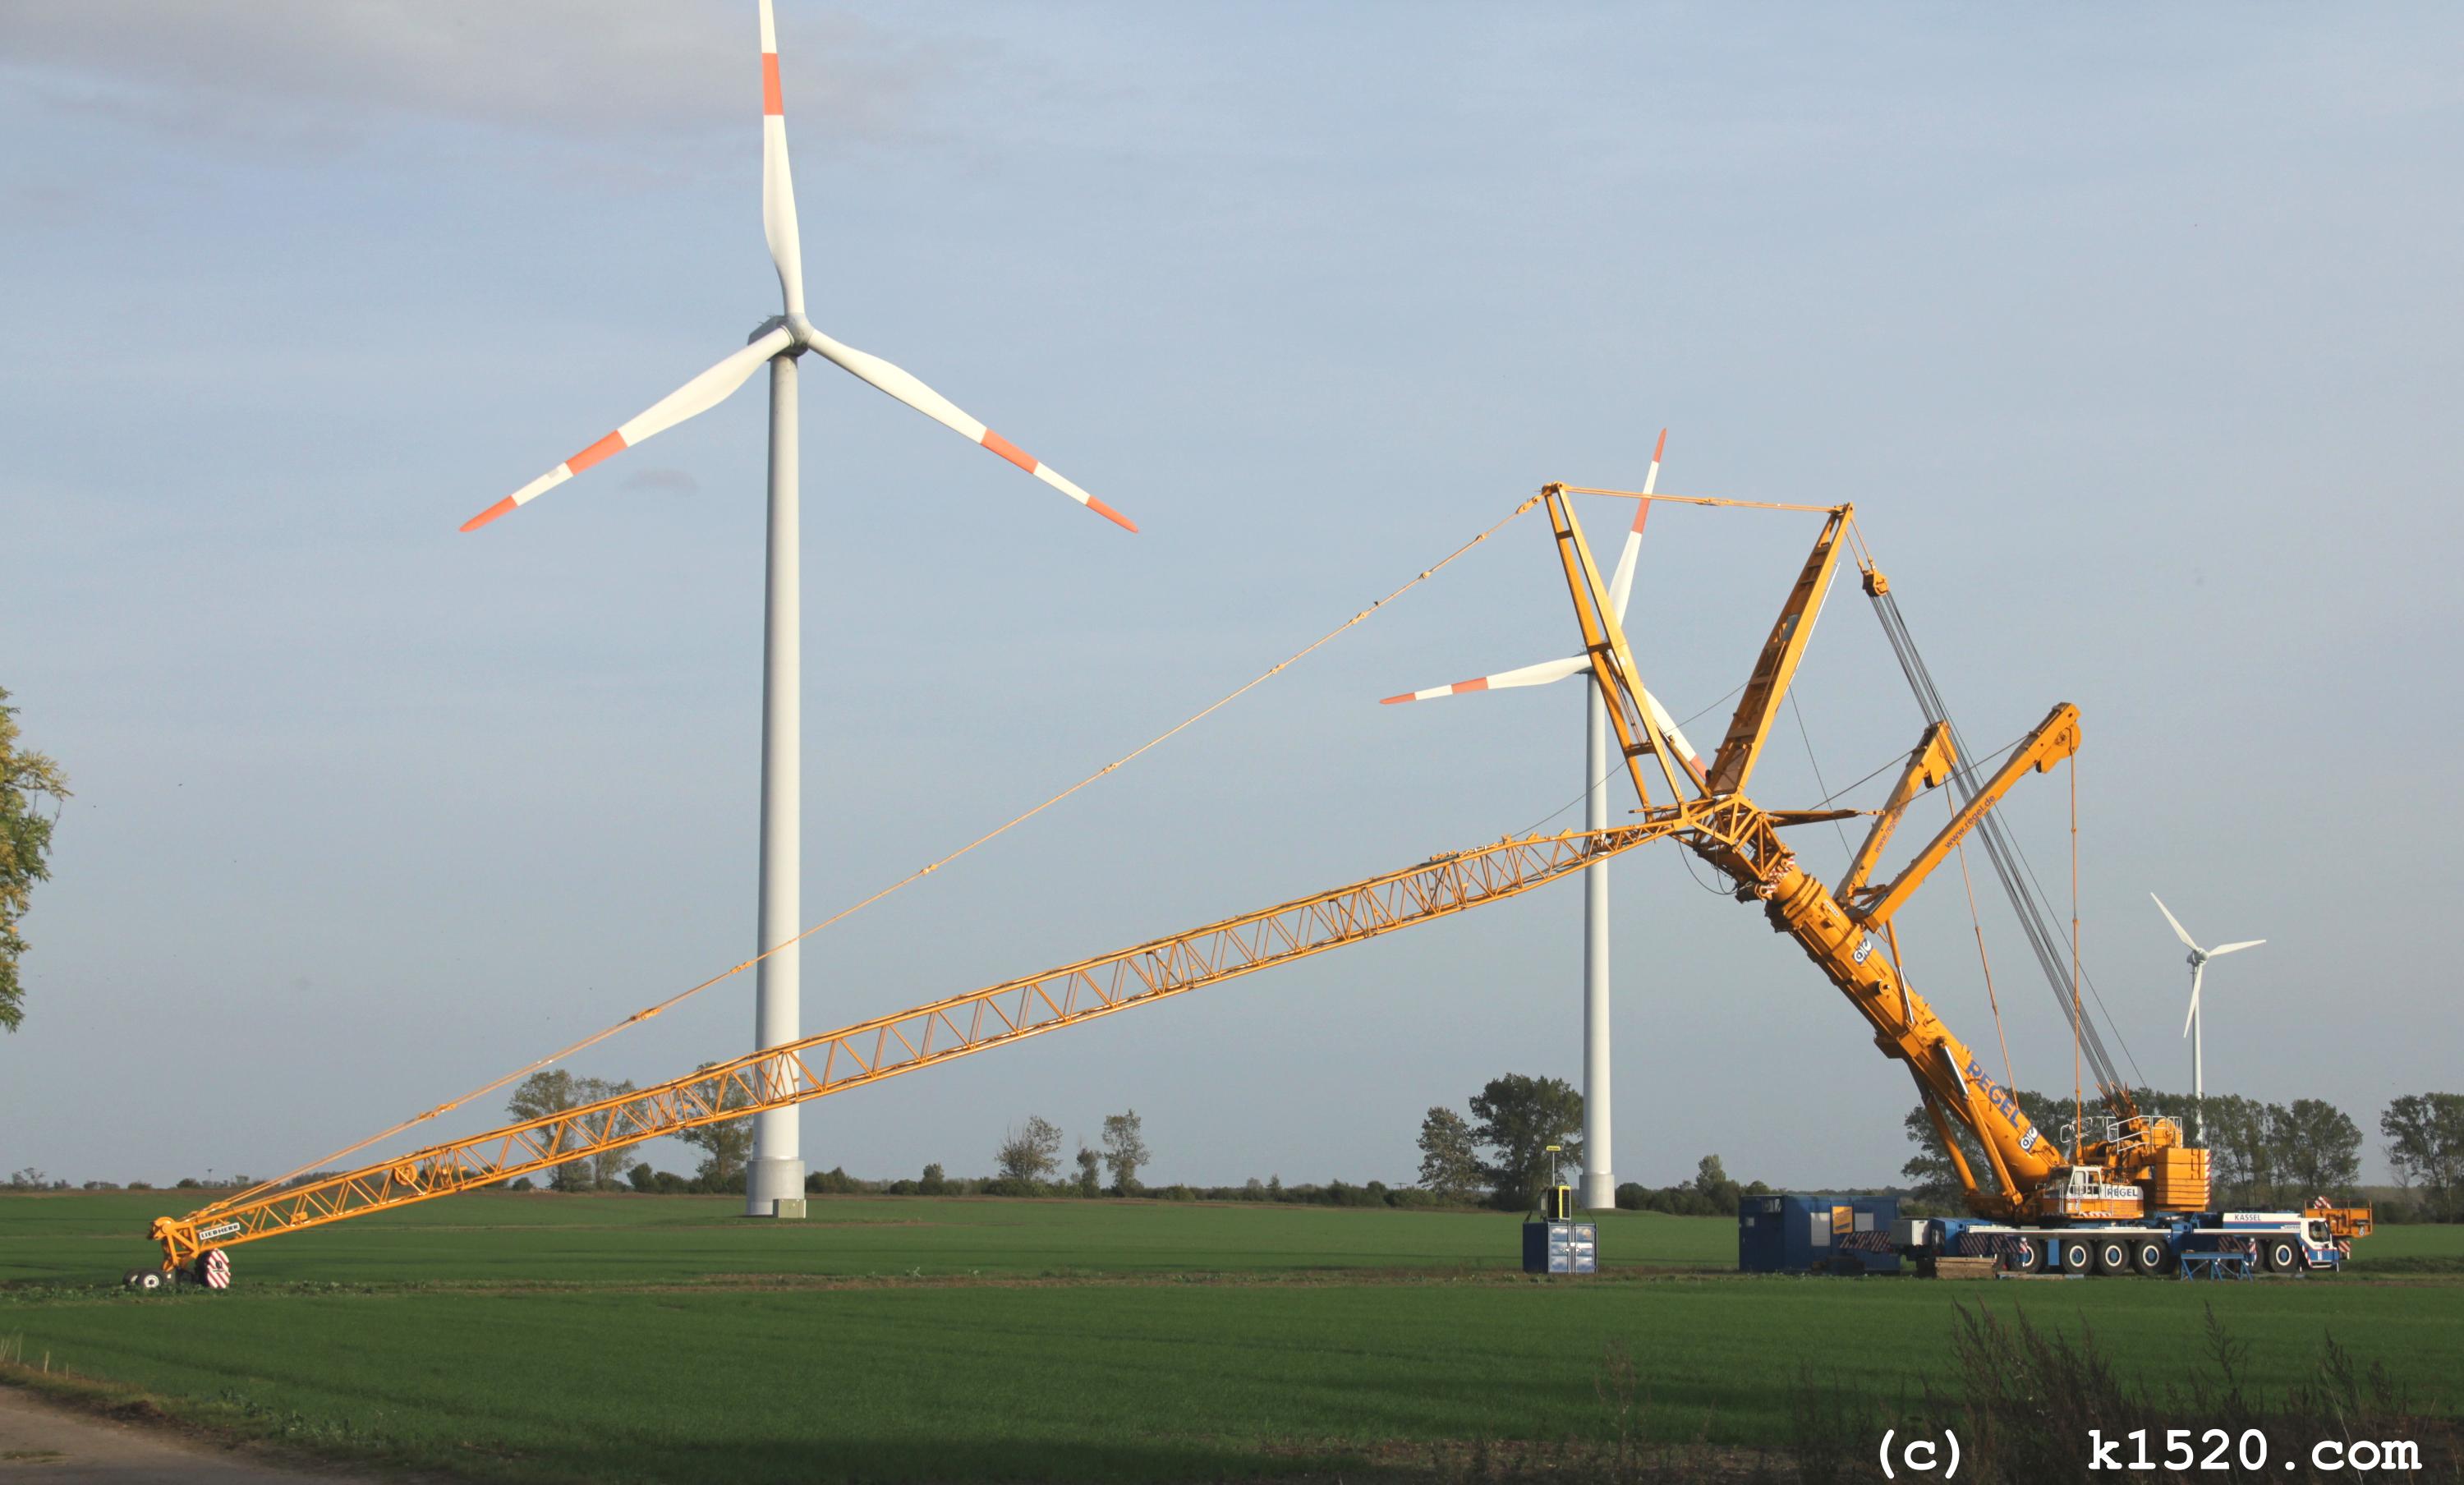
[142, 486, 2363, 1284]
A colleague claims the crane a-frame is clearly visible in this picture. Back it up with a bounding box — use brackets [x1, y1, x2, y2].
[146, 486, 2360, 1279]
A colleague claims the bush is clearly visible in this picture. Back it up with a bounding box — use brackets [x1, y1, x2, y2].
[805, 1165, 866, 1195]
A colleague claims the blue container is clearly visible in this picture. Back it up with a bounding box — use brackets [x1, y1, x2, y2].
[1738, 1193, 1901, 1274]
[1522, 1220, 1598, 1274]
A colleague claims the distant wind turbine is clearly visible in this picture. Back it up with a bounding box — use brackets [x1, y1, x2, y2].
[1379, 432, 1703, 1211]
[460, 1, 1134, 1217]
[2151, 893, 2264, 1147]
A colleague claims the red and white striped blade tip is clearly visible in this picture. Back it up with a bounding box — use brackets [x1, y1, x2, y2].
[1087, 496, 1138, 534]
[1653, 427, 1667, 462]
[461, 497, 517, 533]
[1380, 679, 1476, 705]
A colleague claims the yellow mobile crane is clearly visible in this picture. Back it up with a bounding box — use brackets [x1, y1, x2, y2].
[144, 486, 2363, 1282]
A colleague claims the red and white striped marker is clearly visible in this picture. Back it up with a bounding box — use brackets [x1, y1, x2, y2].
[1606, 427, 1666, 618]
[459, 0, 1134, 538]
[759, 0, 804, 318]
[798, 325, 1137, 531]
[1379, 427, 1701, 784]
[1381, 656, 1587, 705]
[461, 324, 798, 531]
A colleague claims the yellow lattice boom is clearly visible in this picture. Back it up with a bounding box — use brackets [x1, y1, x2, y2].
[155, 821, 1689, 1266]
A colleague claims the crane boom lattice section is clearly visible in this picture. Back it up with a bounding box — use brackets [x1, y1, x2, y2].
[155, 823, 1674, 1266]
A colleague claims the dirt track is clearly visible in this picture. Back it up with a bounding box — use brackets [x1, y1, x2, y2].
[0, 1386, 370, 1483]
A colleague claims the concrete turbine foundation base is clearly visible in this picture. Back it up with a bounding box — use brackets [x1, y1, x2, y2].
[746, 1156, 806, 1217]
[1579, 1173, 1618, 1212]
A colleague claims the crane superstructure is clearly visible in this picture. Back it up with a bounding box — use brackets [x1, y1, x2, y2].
[143, 485, 2364, 1282]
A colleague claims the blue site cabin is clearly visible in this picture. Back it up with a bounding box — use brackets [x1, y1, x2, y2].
[1738, 1193, 1901, 1274]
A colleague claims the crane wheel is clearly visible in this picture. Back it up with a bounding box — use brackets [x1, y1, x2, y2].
[2263, 1238, 2300, 1273]
[2094, 1239, 2131, 1276]
[2131, 1238, 2172, 1276]
[2001, 1239, 2043, 1274]
[2057, 1239, 2094, 1275]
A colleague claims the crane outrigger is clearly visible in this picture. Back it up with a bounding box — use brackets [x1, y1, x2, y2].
[144, 485, 2365, 1283]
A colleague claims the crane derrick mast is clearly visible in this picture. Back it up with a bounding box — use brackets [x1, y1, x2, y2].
[1537, 483, 2356, 1276]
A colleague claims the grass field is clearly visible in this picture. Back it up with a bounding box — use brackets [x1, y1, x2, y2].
[4, 1191, 2461, 1483]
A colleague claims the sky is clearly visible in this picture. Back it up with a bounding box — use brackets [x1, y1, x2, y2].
[4, 2, 2459, 1201]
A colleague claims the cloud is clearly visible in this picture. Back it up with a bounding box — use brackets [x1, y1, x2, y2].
[0, 1, 973, 153]
[621, 467, 701, 497]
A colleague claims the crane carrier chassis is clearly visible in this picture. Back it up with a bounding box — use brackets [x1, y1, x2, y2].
[1901, 1206, 2370, 1280]
[136, 485, 2370, 1284]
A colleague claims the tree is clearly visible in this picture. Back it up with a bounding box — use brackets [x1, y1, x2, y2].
[1899, 1087, 2066, 1210]
[1073, 1145, 1102, 1198]
[2381, 1092, 2464, 1221]
[1469, 1074, 1583, 1211]
[2269, 1098, 2361, 1201]
[995, 1115, 1064, 1183]
[576, 1076, 641, 1188]
[1101, 1110, 1149, 1193]
[2202, 1093, 2277, 1207]
[506, 1069, 595, 1191]
[677, 1061, 755, 1190]
[0, 687, 71, 1033]
[1415, 1106, 1483, 1202]
[1692, 1154, 1740, 1214]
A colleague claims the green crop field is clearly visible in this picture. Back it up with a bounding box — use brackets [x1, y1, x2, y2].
[4, 1191, 2461, 1483]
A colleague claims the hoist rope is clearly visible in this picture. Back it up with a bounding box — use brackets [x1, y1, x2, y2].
[1956, 837, 2019, 1096]
[1787, 691, 1858, 871]
[1864, 582, 2144, 1096]
[206, 494, 1549, 1215]
[2070, 750, 2085, 1160]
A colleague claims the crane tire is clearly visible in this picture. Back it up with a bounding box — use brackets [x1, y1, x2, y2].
[2094, 1239, 2131, 1275]
[2132, 1238, 2172, 1275]
[2002, 1239, 2045, 1274]
[2057, 1239, 2094, 1275]
[2263, 1238, 2300, 1273]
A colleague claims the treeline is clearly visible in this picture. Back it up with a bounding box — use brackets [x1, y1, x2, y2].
[1612, 1153, 1774, 1216]
[1901, 1087, 2464, 1221]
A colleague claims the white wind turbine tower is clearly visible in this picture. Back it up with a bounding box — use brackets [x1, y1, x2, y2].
[1380, 433, 1704, 1211]
[461, 1, 1135, 1217]
[2151, 893, 2264, 1149]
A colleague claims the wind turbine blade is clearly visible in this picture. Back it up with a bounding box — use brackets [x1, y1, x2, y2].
[461, 325, 795, 531]
[2208, 939, 2266, 956]
[758, 0, 805, 317]
[799, 324, 1135, 531]
[1607, 427, 1666, 621]
[1639, 683, 1708, 787]
[1380, 655, 1586, 705]
[2181, 962, 2204, 1037]
[2150, 892, 2200, 953]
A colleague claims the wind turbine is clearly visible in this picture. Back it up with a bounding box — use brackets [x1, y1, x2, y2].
[1380, 433, 1704, 1211]
[461, 2, 1134, 1217]
[2151, 893, 2264, 1148]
